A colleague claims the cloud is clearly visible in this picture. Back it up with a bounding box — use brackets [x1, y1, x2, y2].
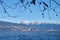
[21, 20, 30, 25]
[20, 20, 60, 25]
[20, 20, 47, 25]
[31, 22, 42, 24]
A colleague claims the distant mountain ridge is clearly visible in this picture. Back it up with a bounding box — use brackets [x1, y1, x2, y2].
[0, 21, 60, 29]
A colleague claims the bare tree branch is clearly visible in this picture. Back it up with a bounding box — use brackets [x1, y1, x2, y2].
[0, 0, 60, 19]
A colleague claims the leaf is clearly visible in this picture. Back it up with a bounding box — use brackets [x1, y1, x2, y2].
[31, 0, 35, 5]
[39, 2, 41, 5]
[56, 14, 58, 16]
[53, 9, 55, 11]
[43, 2, 48, 8]
[20, 0, 24, 3]
[30, 10, 32, 13]
[42, 13, 44, 15]
[43, 6, 46, 11]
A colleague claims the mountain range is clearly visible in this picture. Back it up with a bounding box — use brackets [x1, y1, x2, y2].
[0, 21, 60, 29]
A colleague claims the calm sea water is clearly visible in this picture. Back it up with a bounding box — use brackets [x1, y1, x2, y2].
[0, 31, 60, 40]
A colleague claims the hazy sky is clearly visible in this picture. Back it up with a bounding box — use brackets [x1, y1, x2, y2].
[0, 0, 60, 23]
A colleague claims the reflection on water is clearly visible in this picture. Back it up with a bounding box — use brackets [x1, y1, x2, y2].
[0, 31, 60, 40]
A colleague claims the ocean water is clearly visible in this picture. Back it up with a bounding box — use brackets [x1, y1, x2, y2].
[0, 31, 60, 40]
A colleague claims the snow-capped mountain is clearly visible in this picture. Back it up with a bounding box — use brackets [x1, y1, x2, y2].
[0, 21, 60, 28]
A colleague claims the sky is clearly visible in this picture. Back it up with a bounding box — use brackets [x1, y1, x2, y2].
[0, 0, 60, 24]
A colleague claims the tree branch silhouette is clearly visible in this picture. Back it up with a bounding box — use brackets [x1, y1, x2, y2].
[0, 0, 60, 19]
